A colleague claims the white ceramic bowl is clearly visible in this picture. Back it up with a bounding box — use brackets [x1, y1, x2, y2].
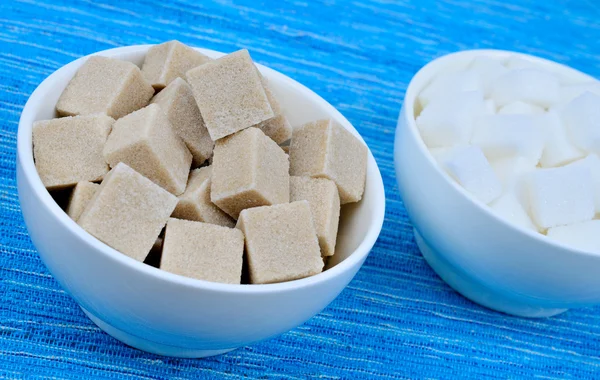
[395, 49, 600, 318]
[17, 45, 385, 357]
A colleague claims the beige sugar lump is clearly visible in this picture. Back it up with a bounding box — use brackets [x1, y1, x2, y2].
[161, 218, 244, 284]
[290, 176, 340, 257]
[253, 76, 292, 144]
[151, 78, 214, 166]
[103, 103, 192, 195]
[78, 163, 178, 262]
[290, 119, 368, 204]
[236, 201, 323, 284]
[33, 114, 113, 189]
[172, 166, 235, 227]
[186, 49, 274, 140]
[56, 56, 154, 119]
[142, 40, 212, 89]
[66, 182, 99, 221]
[257, 114, 292, 144]
[211, 127, 289, 219]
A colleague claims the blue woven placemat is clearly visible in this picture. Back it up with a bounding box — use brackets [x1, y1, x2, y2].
[2, 1, 600, 378]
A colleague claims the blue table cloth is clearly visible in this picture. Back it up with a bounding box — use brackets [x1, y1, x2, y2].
[2, 1, 600, 378]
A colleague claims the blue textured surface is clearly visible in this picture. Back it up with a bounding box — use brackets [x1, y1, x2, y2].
[2, 0, 600, 378]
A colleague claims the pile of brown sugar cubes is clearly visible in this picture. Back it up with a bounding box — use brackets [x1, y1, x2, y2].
[33, 41, 368, 285]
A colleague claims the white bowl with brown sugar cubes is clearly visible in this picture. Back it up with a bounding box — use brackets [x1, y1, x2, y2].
[17, 41, 385, 357]
[395, 49, 600, 318]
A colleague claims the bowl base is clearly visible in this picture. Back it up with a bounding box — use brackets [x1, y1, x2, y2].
[414, 229, 568, 318]
[81, 307, 236, 358]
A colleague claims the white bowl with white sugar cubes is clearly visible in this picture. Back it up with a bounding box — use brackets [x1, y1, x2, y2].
[17, 43, 385, 357]
[395, 49, 600, 317]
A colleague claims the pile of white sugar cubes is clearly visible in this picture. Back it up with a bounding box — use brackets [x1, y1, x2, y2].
[416, 54, 600, 253]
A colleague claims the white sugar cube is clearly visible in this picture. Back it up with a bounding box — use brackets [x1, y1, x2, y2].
[560, 91, 600, 154]
[491, 156, 535, 205]
[471, 114, 544, 165]
[547, 220, 600, 254]
[491, 69, 560, 108]
[559, 82, 600, 105]
[526, 163, 594, 229]
[491, 156, 535, 188]
[443, 146, 502, 204]
[418, 70, 482, 108]
[429, 146, 458, 165]
[468, 56, 508, 97]
[429, 145, 470, 176]
[498, 101, 545, 115]
[505, 56, 538, 70]
[489, 191, 537, 232]
[538, 110, 584, 168]
[417, 91, 486, 148]
[578, 154, 600, 215]
[490, 157, 535, 190]
[484, 99, 496, 114]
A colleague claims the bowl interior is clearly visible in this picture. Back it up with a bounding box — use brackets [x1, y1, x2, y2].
[18, 45, 386, 289]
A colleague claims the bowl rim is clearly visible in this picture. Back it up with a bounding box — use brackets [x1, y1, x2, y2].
[17, 44, 386, 294]
[402, 48, 600, 259]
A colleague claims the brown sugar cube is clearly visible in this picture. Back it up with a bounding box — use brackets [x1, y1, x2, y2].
[161, 218, 244, 284]
[211, 127, 289, 219]
[253, 76, 292, 144]
[103, 104, 192, 195]
[78, 163, 178, 262]
[142, 40, 211, 89]
[186, 49, 274, 140]
[172, 166, 235, 227]
[56, 56, 154, 119]
[236, 201, 323, 284]
[33, 114, 113, 189]
[290, 119, 368, 204]
[66, 181, 99, 222]
[151, 78, 214, 166]
[256, 114, 292, 144]
[290, 176, 340, 257]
